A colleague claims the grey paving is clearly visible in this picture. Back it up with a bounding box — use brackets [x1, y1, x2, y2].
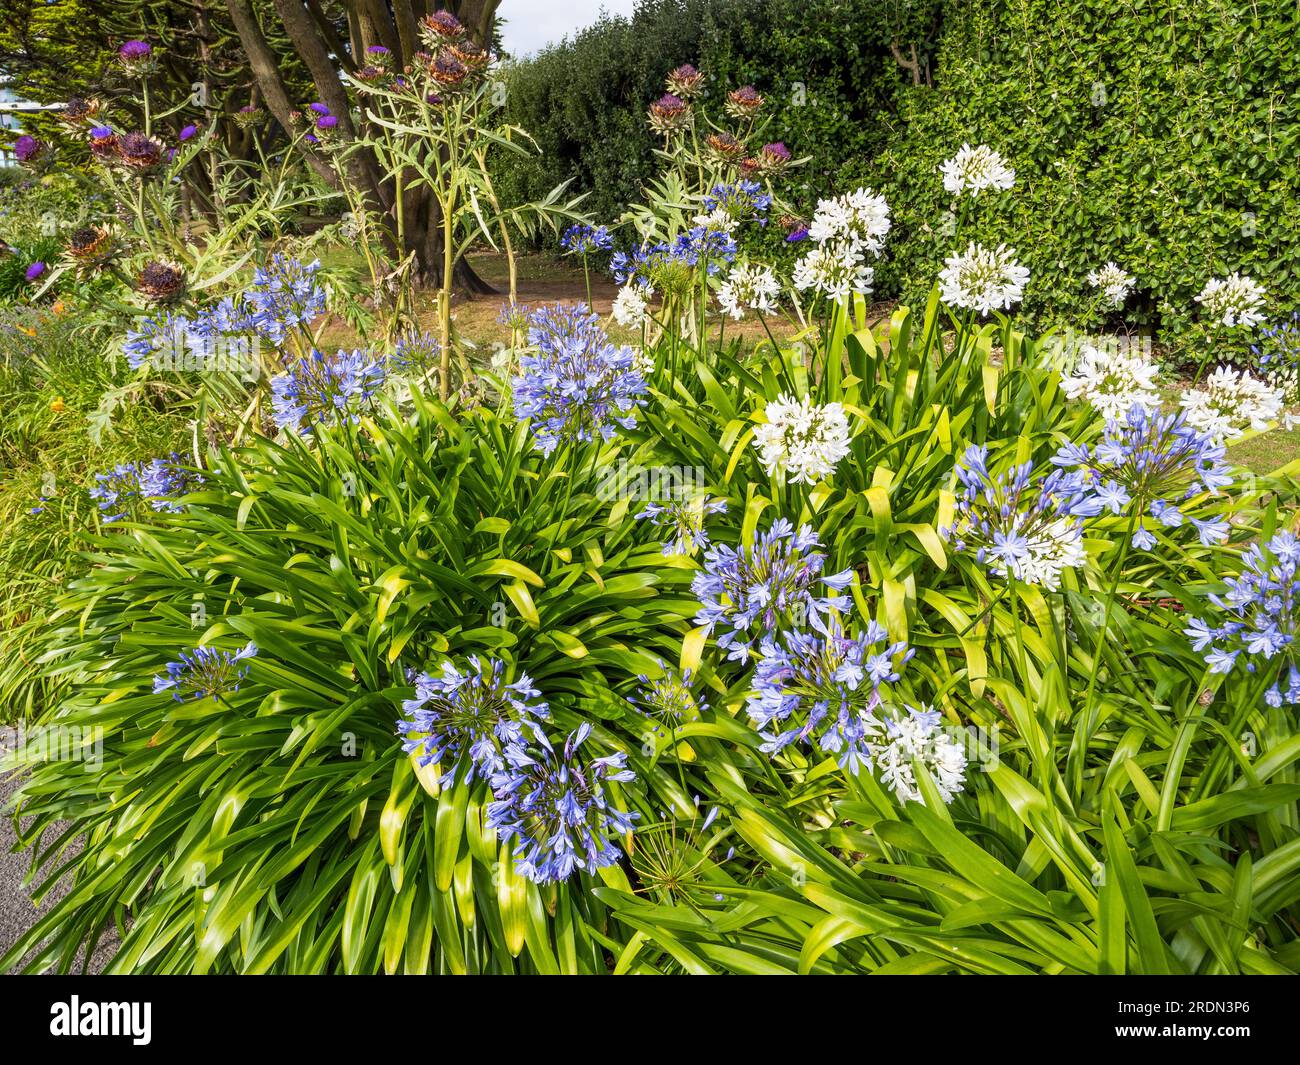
[0, 726, 116, 973]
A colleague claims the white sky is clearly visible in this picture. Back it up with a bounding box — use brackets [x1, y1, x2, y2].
[498, 0, 641, 57]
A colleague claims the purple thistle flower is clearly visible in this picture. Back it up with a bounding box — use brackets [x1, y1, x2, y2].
[116, 131, 166, 170]
[692, 517, 853, 663]
[316, 114, 338, 130]
[179, 123, 198, 141]
[648, 93, 691, 133]
[14, 135, 42, 165]
[24, 261, 45, 282]
[118, 40, 155, 75]
[397, 657, 549, 788]
[420, 10, 466, 43]
[153, 642, 257, 702]
[725, 85, 764, 116]
[88, 126, 117, 159]
[512, 303, 647, 455]
[666, 63, 705, 98]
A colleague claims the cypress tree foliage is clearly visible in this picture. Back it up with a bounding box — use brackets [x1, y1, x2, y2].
[496, 0, 936, 249]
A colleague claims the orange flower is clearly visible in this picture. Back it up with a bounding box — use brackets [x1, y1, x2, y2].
[50, 396, 65, 412]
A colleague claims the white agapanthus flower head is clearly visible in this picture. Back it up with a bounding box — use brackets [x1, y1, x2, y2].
[806, 188, 892, 254]
[1013, 515, 1088, 591]
[1086, 261, 1135, 309]
[1060, 343, 1161, 420]
[875, 706, 967, 804]
[792, 242, 874, 302]
[612, 283, 652, 328]
[692, 205, 738, 235]
[939, 242, 1030, 315]
[939, 142, 1015, 197]
[1195, 272, 1267, 328]
[752, 393, 853, 484]
[717, 262, 780, 319]
[1181, 365, 1283, 441]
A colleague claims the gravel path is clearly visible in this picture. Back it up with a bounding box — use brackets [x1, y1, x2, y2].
[0, 727, 116, 973]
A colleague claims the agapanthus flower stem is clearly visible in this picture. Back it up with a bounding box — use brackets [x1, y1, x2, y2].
[1008, 573, 1030, 683]
[1073, 511, 1137, 790]
[958, 582, 1010, 638]
[1189, 326, 1223, 389]
[756, 311, 799, 396]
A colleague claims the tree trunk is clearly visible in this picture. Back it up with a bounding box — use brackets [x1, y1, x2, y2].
[228, 0, 500, 295]
[224, 0, 336, 187]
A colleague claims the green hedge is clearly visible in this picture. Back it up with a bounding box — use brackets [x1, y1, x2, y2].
[873, 0, 1300, 355]
[500, 0, 1300, 352]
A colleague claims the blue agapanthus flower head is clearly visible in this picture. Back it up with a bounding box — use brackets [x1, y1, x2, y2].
[671, 225, 737, 273]
[702, 180, 771, 224]
[1253, 311, 1300, 400]
[559, 223, 613, 255]
[611, 230, 734, 289]
[942, 444, 1096, 590]
[90, 453, 202, 522]
[691, 517, 853, 663]
[632, 664, 708, 736]
[485, 723, 638, 883]
[244, 255, 327, 344]
[1185, 531, 1300, 703]
[497, 301, 531, 331]
[153, 642, 258, 702]
[390, 327, 440, 374]
[190, 295, 253, 338]
[610, 243, 669, 289]
[398, 657, 549, 788]
[512, 303, 647, 455]
[746, 613, 913, 772]
[122, 313, 201, 370]
[635, 495, 728, 556]
[271, 348, 386, 432]
[1052, 405, 1232, 551]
